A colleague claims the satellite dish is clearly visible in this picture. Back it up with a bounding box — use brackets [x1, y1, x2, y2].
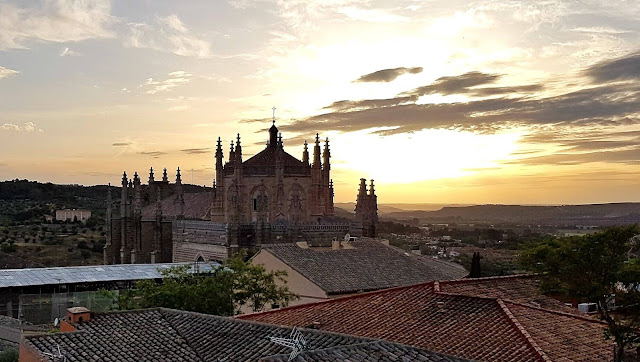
[344, 234, 351, 242]
[54, 318, 59, 327]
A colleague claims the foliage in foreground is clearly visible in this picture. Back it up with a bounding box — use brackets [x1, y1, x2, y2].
[520, 225, 640, 361]
[0, 349, 18, 362]
[113, 251, 296, 316]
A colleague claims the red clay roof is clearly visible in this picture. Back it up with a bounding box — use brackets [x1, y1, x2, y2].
[239, 275, 611, 362]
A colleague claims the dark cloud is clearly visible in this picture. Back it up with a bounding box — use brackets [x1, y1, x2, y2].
[585, 52, 640, 83]
[281, 81, 640, 136]
[181, 148, 210, 154]
[402, 71, 501, 96]
[507, 147, 640, 166]
[354, 67, 423, 83]
[112, 142, 132, 147]
[137, 151, 167, 158]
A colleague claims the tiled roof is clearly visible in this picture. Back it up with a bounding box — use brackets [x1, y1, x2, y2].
[262, 241, 468, 295]
[437, 274, 579, 313]
[141, 192, 211, 220]
[261, 341, 465, 362]
[23, 308, 468, 362]
[240, 275, 612, 362]
[243, 146, 306, 168]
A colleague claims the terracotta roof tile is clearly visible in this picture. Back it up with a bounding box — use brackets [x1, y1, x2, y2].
[240, 275, 613, 361]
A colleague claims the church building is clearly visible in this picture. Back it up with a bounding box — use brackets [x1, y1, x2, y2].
[105, 119, 378, 264]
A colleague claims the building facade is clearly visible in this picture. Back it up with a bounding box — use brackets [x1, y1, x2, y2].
[104, 168, 184, 264]
[105, 121, 379, 264]
[55, 209, 91, 223]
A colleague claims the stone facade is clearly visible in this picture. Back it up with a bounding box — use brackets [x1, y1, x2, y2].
[105, 121, 379, 264]
[355, 178, 379, 237]
[103, 168, 182, 264]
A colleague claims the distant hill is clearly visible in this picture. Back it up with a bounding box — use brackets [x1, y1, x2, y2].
[335, 202, 467, 215]
[0, 179, 211, 223]
[385, 203, 640, 226]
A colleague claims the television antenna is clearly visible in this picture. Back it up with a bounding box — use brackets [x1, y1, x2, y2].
[42, 343, 67, 362]
[268, 327, 307, 361]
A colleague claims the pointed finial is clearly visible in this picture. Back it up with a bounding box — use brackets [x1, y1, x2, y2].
[236, 133, 241, 144]
[316, 133, 319, 142]
[162, 167, 168, 182]
[272, 106, 276, 124]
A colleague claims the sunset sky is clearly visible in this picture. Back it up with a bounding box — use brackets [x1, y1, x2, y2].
[1, 0, 640, 204]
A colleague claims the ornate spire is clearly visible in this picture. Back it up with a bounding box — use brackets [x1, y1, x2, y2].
[229, 140, 235, 163]
[148, 167, 155, 183]
[162, 168, 168, 182]
[269, 109, 279, 147]
[302, 140, 309, 165]
[369, 179, 375, 195]
[278, 132, 283, 148]
[235, 133, 242, 162]
[176, 167, 182, 185]
[312, 133, 321, 168]
[215, 137, 223, 159]
[358, 178, 367, 196]
[323, 137, 330, 166]
[121, 171, 128, 187]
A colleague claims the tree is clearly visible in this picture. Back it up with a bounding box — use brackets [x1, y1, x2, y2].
[116, 251, 296, 316]
[469, 252, 482, 278]
[521, 225, 640, 361]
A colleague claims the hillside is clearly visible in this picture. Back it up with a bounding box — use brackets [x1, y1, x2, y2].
[385, 203, 640, 226]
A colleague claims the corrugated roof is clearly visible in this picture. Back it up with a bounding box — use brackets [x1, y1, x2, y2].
[0, 262, 219, 288]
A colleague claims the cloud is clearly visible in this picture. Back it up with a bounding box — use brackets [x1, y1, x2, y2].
[0, 66, 19, 80]
[354, 67, 423, 83]
[1, 122, 43, 133]
[402, 71, 501, 96]
[137, 151, 167, 158]
[181, 148, 211, 154]
[142, 71, 193, 95]
[281, 60, 640, 136]
[125, 15, 211, 58]
[0, 0, 114, 50]
[585, 52, 640, 83]
[112, 142, 132, 147]
[60, 47, 80, 57]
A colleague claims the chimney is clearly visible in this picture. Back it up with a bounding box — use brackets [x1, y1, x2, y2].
[332, 239, 340, 250]
[61, 307, 91, 332]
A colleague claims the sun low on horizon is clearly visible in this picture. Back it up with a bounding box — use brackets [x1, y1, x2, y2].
[2, 0, 640, 205]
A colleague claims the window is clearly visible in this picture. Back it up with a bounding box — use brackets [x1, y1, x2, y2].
[253, 198, 258, 211]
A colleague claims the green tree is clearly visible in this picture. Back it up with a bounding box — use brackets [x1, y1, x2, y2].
[117, 251, 295, 316]
[0, 348, 18, 362]
[521, 225, 640, 361]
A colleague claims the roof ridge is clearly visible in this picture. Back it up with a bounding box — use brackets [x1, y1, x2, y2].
[158, 309, 207, 361]
[497, 299, 552, 362]
[237, 281, 436, 320]
[438, 273, 537, 285]
[501, 300, 607, 325]
[260, 248, 331, 294]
